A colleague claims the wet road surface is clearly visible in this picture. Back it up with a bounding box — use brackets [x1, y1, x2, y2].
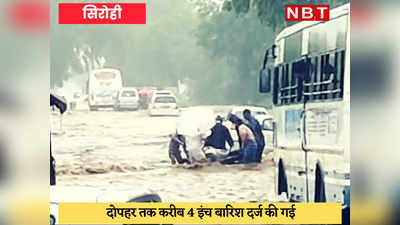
[51, 108, 276, 202]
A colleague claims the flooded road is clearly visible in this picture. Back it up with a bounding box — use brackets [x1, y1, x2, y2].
[51, 108, 276, 202]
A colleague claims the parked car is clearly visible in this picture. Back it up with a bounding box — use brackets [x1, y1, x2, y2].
[114, 87, 139, 111]
[148, 95, 179, 116]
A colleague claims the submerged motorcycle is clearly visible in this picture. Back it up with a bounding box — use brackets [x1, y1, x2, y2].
[202, 146, 243, 164]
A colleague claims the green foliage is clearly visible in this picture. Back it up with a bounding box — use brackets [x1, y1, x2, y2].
[222, 1, 232, 12]
[191, 0, 349, 106]
[53, 1, 327, 106]
[232, 0, 250, 14]
[194, 9, 274, 105]
[51, 0, 209, 89]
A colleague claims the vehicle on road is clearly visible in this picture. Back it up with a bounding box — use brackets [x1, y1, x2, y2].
[148, 95, 179, 116]
[228, 105, 269, 124]
[258, 3, 350, 222]
[114, 87, 139, 111]
[87, 68, 123, 111]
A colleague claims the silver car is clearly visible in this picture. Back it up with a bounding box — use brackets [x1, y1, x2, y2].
[114, 87, 140, 111]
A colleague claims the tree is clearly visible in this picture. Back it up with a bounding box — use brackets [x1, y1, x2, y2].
[190, 0, 350, 105]
[51, 0, 211, 89]
[194, 8, 274, 104]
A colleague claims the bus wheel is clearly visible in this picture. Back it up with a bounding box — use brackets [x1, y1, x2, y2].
[89, 106, 98, 111]
[314, 163, 326, 202]
[278, 159, 288, 199]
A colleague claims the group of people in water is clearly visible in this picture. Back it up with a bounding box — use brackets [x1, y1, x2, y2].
[168, 109, 266, 165]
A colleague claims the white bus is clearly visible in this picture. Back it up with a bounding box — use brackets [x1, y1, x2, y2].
[258, 3, 350, 218]
[87, 68, 123, 111]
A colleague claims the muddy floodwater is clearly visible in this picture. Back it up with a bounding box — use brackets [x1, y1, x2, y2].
[51, 108, 276, 202]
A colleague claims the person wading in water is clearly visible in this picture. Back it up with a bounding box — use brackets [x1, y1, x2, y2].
[168, 132, 190, 165]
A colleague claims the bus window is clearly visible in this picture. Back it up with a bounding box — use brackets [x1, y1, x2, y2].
[284, 32, 302, 62]
[281, 64, 290, 105]
[290, 64, 296, 104]
[272, 16, 348, 106]
[293, 59, 308, 102]
[336, 15, 348, 50]
[309, 24, 327, 54]
[278, 65, 284, 105]
[303, 50, 345, 101]
[273, 67, 279, 105]
[309, 15, 348, 54]
[275, 60, 309, 105]
[271, 14, 349, 106]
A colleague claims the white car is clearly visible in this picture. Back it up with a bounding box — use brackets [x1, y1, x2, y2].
[228, 106, 269, 123]
[148, 95, 179, 116]
[114, 87, 139, 111]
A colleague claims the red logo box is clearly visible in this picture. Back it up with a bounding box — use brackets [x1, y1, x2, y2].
[286, 5, 330, 21]
[59, 3, 146, 24]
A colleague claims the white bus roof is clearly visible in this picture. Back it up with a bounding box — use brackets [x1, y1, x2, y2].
[276, 3, 350, 41]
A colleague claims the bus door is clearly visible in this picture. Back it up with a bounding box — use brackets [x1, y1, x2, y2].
[291, 59, 311, 202]
[299, 46, 346, 202]
[272, 57, 311, 202]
